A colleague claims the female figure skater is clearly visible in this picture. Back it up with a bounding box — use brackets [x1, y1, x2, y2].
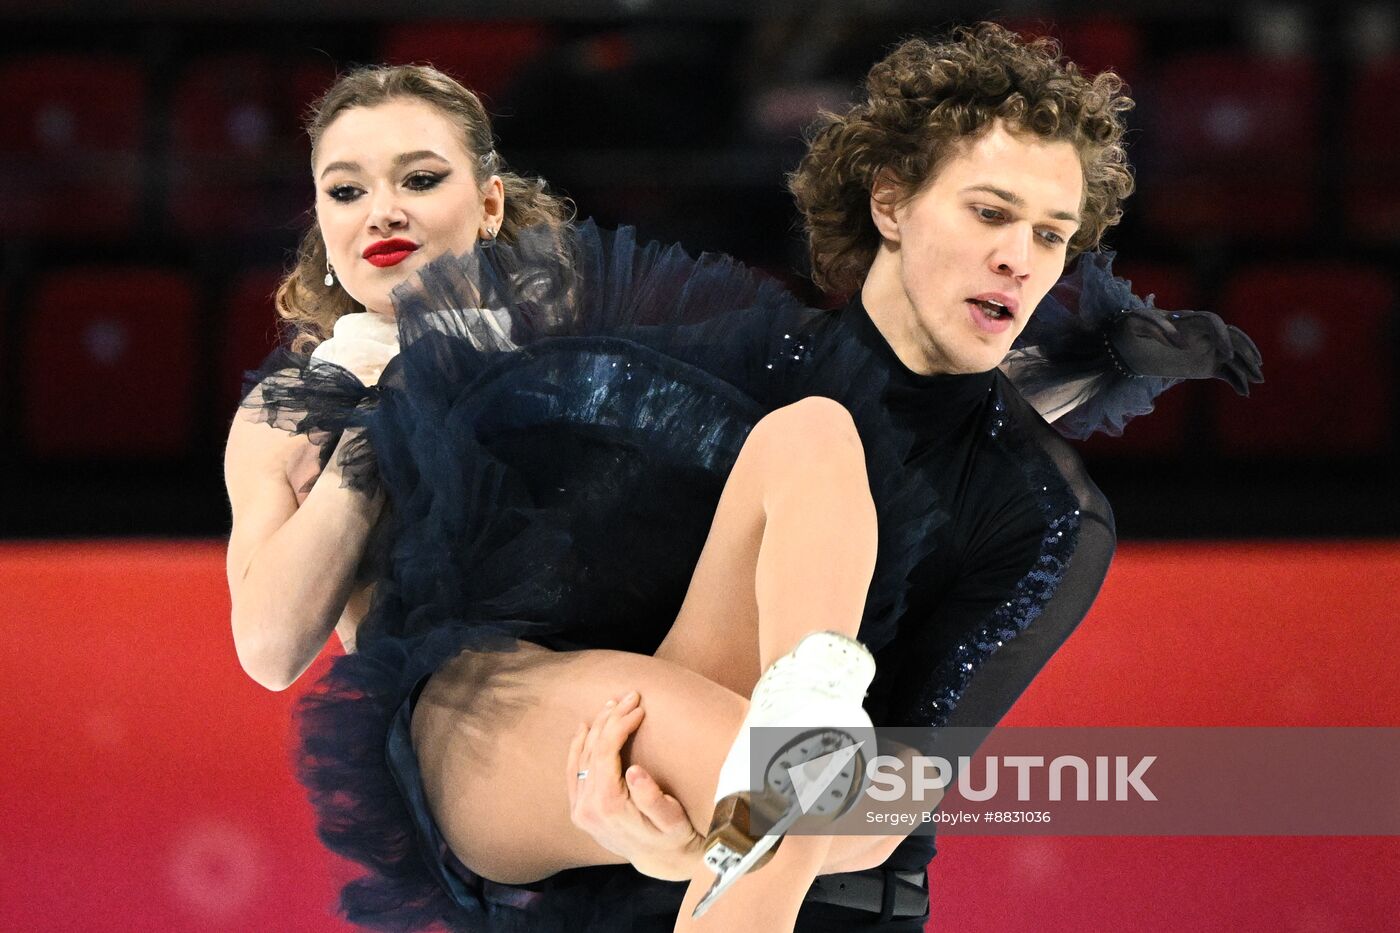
[225, 68, 570, 689]
[227, 26, 1259, 933]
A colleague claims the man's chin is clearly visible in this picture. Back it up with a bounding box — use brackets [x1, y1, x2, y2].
[947, 346, 1008, 375]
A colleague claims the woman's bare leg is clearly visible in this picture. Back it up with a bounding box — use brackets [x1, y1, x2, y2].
[650, 401, 900, 883]
[655, 395, 877, 695]
[412, 644, 748, 881]
[412, 398, 881, 930]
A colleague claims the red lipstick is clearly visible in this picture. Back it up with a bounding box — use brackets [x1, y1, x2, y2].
[362, 238, 420, 268]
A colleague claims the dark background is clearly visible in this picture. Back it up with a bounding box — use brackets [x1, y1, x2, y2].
[1, 2, 1396, 538]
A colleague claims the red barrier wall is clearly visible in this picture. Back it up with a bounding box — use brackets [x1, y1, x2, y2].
[1, 541, 1396, 931]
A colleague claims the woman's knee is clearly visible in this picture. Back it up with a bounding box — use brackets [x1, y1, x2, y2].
[760, 396, 861, 448]
[622, 660, 750, 817]
[748, 397, 867, 476]
[421, 648, 751, 866]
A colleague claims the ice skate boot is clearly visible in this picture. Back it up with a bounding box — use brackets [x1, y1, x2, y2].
[693, 630, 876, 917]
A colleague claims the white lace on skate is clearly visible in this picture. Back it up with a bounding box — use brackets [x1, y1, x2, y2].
[749, 631, 875, 718]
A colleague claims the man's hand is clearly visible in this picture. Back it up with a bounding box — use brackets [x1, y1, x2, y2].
[565, 692, 705, 881]
[1109, 305, 1263, 394]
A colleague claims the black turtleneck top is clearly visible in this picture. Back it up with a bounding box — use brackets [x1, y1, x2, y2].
[632, 290, 1115, 763]
[832, 294, 1117, 872]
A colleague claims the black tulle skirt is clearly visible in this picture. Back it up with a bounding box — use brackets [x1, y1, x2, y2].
[242, 223, 943, 931]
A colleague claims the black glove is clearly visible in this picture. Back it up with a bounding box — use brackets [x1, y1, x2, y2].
[1106, 306, 1264, 396]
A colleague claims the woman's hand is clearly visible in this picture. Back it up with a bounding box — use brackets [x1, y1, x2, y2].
[565, 692, 704, 881]
[310, 312, 400, 387]
[316, 337, 398, 387]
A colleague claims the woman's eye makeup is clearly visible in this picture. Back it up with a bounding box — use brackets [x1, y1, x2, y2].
[404, 171, 447, 191]
[323, 170, 450, 202]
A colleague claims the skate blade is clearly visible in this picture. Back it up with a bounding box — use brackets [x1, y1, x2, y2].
[692, 804, 801, 919]
[692, 732, 870, 918]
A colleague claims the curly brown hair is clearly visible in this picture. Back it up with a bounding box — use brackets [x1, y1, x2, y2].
[789, 22, 1135, 297]
[276, 64, 572, 352]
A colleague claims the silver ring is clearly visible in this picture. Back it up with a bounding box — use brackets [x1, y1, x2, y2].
[576, 770, 589, 780]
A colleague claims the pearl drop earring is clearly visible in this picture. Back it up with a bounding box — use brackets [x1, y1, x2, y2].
[324, 261, 335, 288]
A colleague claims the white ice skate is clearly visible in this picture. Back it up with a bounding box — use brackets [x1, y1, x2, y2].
[693, 630, 877, 918]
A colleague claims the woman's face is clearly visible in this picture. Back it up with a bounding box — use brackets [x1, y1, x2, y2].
[865, 119, 1084, 375]
[314, 98, 504, 316]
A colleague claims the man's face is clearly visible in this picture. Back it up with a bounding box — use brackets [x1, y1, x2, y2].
[870, 119, 1085, 374]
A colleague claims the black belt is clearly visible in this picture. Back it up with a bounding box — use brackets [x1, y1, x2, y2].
[806, 868, 929, 920]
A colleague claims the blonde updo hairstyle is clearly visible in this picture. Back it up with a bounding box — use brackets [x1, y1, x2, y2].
[789, 22, 1136, 297]
[276, 63, 570, 352]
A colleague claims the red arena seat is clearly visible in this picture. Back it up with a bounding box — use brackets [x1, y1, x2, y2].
[1060, 15, 1143, 81]
[1214, 263, 1395, 456]
[168, 55, 333, 236]
[22, 268, 198, 459]
[1141, 53, 1321, 239]
[380, 21, 551, 102]
[0, 54, 147, 237]
[1344, 57, 1400, 242]
[1110, 261, 1197, 315]
[1003, 15, 1143, 82]
[218, 267, 288, 419]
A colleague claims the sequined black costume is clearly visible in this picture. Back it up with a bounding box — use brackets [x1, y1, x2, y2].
[241, 222, 1257, 932]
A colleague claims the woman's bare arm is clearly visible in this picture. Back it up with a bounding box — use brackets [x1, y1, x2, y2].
[224, 391, 384, 691]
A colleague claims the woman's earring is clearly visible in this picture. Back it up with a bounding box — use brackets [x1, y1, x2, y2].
[324, 261, 336, 287]
[482, 225, 498, 244]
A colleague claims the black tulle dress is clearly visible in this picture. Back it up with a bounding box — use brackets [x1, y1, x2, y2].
[240, 223, 1243, 932]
